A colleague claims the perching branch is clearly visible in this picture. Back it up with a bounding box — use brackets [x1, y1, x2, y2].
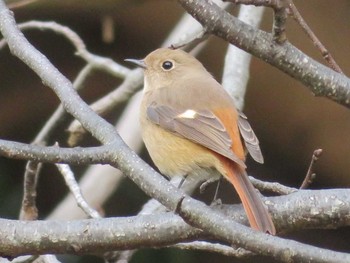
[1, 189, 350, 258]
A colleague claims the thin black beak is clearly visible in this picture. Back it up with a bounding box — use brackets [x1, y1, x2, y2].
[124, 58, 147, 69]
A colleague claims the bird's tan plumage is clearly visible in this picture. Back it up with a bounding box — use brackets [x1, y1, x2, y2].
[134, 48, 275, 235]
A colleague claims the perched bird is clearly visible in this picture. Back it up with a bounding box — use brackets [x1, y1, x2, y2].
[125, 48, 276, 235]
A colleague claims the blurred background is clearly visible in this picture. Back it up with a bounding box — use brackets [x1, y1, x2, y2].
[0, 0, 350, 262]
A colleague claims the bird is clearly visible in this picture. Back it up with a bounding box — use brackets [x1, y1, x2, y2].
[125, 48, 276, 235]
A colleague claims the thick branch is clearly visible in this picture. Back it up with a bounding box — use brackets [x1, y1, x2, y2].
[1, 189, 350, 257]
[178, 0, 350, 108]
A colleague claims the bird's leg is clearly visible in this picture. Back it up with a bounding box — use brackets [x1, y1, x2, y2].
[199, 176, 219, 193]
[200, 176, 223, 205]
[177, 174, 188, 189]
[213, 176, 222, 201]
[211, 177, 222, 205]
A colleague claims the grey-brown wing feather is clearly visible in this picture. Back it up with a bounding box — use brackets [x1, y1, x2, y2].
[147, 103, 246, 168]
[237, 111, 264, 164]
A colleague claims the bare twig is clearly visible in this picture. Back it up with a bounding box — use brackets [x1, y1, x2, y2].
[300, 149, 323, 189]
[174, 241, 253, 258]
[170, 30, 209, 51]
[101, 15, 115, 44]
[55, 162, 101, 219]
[287, 2, 343, 73]
[249, 175, 297, 195]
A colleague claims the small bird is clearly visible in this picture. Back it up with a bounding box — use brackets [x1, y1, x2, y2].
[126, 48, 276, 235]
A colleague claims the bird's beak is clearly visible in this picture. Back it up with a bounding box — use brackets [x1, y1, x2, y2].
[124, 58, 147, 69]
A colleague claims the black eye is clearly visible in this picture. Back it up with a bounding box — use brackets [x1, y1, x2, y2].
[162, 60, 173, 70]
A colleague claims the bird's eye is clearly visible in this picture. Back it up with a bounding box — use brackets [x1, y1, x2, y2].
[161, 60, 173, 71]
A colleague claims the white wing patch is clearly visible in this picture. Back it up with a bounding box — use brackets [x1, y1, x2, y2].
[177, 109, 197, 119]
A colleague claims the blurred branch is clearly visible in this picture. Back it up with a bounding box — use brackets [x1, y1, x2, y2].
[222, 5, 264, 110]
[178, 0, 350, 108]
[16, 21, 130, 78]
[7, 0, 37, 9]
[1, 189, 350, 258]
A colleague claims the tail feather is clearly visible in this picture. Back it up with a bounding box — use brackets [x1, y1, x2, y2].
[221, 159, 276, 235]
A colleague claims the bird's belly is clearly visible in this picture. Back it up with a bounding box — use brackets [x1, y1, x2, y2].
[141, 122, 223, 179]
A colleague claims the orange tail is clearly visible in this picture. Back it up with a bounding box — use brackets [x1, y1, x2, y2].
[221, 159, 276, 235]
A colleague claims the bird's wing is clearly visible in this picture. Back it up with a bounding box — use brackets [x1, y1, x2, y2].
[146, 103, 246, 168]
[237, 111, 264, 164]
